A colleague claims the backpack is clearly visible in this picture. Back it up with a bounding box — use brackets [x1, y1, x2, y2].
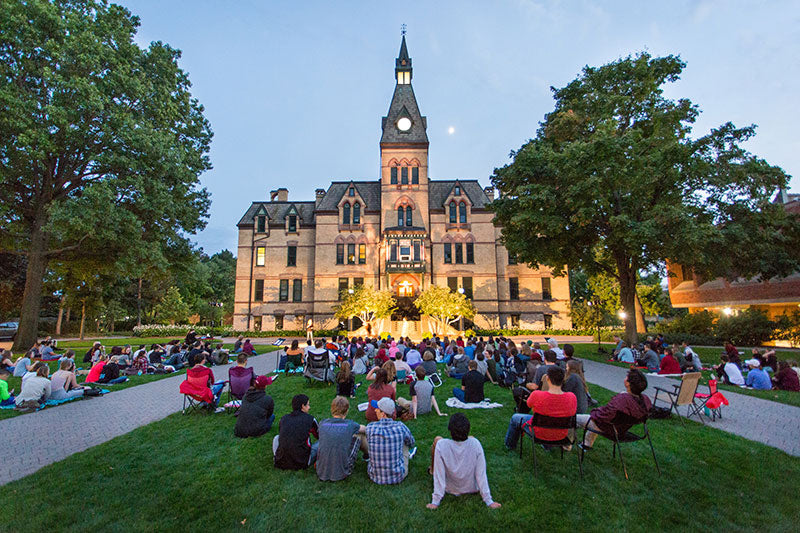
[649, 405, 671, 419]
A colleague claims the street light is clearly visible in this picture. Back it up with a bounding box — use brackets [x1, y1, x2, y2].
[457, 287, 465, 294]
[722, 307, 733, 316]
[618, 310, 627, 320]
[587, 300, 601, 352]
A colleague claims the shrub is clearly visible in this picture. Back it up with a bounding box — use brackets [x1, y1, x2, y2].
[658, 310, 717, 337]
[714, 309, 776, 346]
[774, 310, 800, 348]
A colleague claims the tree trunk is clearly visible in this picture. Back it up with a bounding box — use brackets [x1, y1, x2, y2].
[13, 219, 50, 351]
[65, 307, 71, 323]
[635, 292, 647, 333]
[55, 293, 66, 335]
[79, 300, 86, 340]
[615, 254, 639, 345]
[137, 277, 142, 327]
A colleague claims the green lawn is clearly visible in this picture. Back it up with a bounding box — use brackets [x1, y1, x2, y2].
[2, 368, 797, 532]
[572, 343, 800, 408]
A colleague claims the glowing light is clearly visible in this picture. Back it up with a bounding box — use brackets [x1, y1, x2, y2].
[723, 307, 733, 316]
[397, 117, 411, 131]
[618, 310, 627, 320]
[448, 126, 455, 135]
[457, 287, 465, 294]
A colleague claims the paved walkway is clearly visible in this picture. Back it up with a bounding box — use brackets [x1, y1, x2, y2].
[0, 350, 282, 486]
[581, 359, 800, 457]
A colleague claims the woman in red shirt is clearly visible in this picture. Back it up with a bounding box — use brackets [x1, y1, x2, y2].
[365, 368, 395, 422]
[84, 355, 107, 383]
[659, 350, 682, 375]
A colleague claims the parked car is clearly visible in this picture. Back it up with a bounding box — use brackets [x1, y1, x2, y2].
[0, 322, 18, 341]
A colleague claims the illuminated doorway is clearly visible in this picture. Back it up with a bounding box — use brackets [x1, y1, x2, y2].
[398, 280, 414, 297]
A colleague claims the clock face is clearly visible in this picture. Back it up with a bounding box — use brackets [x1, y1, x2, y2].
[397, 117, 412, 131]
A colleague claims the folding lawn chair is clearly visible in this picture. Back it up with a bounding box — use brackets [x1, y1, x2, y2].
[653, 372, 704, 425]
[579, 411, 660, 480]
[179, 371, 214, 415]
[227, 366, 254, 413]
[694, 379, 727, 421]
[427, 373, 442, 388]
[304, 351, 332, 384]
[520, 412, 582, 478]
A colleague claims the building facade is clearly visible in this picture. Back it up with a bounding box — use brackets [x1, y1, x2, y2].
[233, 37, 570, 335]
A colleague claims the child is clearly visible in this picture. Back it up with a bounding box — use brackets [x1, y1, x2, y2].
[336, 361, 356, 398]
[0, 369, 15, 406]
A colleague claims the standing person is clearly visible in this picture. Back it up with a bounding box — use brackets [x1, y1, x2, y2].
[234, 375, 275, 438]
[453, 361, 485, 403]
[273, 394, 319, 470]
[306, 319, 314, 342]
[427, 413, 500, 510]
[365, 397, 416, 485]
[316, 396, 368, 482]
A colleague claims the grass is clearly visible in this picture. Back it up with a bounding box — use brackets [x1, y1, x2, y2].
[572, 343, 800, 408]
[2, 368, 798, 532]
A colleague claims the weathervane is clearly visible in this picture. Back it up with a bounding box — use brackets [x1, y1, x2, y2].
[401, 23, 407, 36]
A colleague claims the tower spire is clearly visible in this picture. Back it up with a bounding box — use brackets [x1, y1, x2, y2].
[395, 29, 412, 85]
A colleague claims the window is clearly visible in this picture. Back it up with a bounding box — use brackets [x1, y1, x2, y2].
[413, 241, 420, 261]
[255, 246, 266, 266]
[401, 166, 408, 184]
[354, 277, 364, 287]
[509, 277, 519, 300]
[447, 277, 459, 292]
[390, 167, 398, 184]
[390, 243, 398, 261]
[459, 202, 467, 223]
[397, 206, 404, 226]
[405, 206, 412, 227]
[279, 279, 289, 302]
[400, 244, 411, 258]
[466, 242, 474, 264]
[455, 243, 463, 264]
[336, 244, 344, 264]
[256, 216, 266, 233]
[287, 246, 296, 267]
[542, 277, 552, 300]
[543, 314, 553, 329]
[253, 316, 262, 331]
[275, 315, 284, 330]
[463, 277, 473, 300]
[347, 243, 356, 264]
[292, 279, 302, 302]
[254, 279, 264, 302]
[454, 185, 461, 195]
[353, 203, 360, 224]
[349, 187, 355, 197]
[444, 242, 452, 263]
[510, 314, 520, 328]
[449, 202, 457, 223]
[342, 203, 350, 224]
[338, 278, 349, 300]
[681, 265, 693, 281]
[358, 244, 366, 264]
[508, 251, 517, 265]
[412, 167, 419, 184]
[288, 215, 297, 232]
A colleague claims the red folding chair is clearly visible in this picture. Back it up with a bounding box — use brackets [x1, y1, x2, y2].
[694, 379, 728, 421]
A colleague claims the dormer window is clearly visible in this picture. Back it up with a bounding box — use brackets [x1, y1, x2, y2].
[353, 203, 360, 224]
[349, 187, 355, 197]
[288, 215, 297, 232]
[342, 203, 351, 224]
[459, 202, 467, 223]
[454, 186, 461, 196]
[449, 202, 457, 223]
[256, 216, 266, 233]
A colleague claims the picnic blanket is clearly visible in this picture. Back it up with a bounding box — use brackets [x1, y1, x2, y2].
[445, 398, 503, 409]
[358, 402, 369, 412]
[0, 389, 109, 410]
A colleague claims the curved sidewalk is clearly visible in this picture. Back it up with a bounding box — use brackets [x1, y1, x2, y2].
[581, 359, 800, 457]
[0, 350, 282, 486]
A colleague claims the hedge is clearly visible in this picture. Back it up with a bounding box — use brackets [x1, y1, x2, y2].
[132, 325, 347, 338]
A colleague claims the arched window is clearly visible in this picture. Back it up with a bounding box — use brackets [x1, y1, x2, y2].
[449, 202, 457, 223]
[405, 206, 413, 227]
[397, 206, 404, 226]
[342, 202, 350, 224]
[459, 202, 467, 223]
[352, 202, 360, 224]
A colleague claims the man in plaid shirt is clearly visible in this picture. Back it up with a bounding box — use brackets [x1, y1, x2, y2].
[365, 397, 416, 484]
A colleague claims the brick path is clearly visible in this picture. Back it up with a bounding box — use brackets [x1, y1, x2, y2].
[0, 350, 282, 486]
[581, 359, 800, 457]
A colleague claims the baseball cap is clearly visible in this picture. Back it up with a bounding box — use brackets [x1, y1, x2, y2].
[745, 358, 760, 368]
[254, 375, 272, 389]
[370, 397, 396, 416]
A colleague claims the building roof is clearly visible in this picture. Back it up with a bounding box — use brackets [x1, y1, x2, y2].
[381, 37, 428, 146]
[237, 201, 316, 227]
[428, 180, 491, 209]
[316, 181, 381, 211]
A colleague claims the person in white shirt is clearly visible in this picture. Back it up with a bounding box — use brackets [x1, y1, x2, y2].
[427, 413, 500, 510]
[547, 338, 565, 360]
[681, 342, 703, 372]
[715, 354, 744, 386]
[15, 364, 52, 408]
[618, 342, 635, 363]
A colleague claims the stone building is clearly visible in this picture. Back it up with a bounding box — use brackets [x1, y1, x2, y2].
[233, 36, 570, 336]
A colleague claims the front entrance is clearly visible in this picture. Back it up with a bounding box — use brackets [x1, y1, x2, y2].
[392, 296, 420, 320]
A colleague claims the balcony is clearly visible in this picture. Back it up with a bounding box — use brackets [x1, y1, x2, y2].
[386, 260, 426, 273]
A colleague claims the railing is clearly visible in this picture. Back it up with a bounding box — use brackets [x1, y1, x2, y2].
[385, 261, 426, 273]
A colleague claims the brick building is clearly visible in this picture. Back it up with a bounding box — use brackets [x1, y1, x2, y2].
[233, 36, 570, 335]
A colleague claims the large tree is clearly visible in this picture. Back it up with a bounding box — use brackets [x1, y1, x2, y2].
[0, 0, 212, 349]
[333, 285, 396, 334]
[491, 53, 800, 343]
[414, 285, 476, 336]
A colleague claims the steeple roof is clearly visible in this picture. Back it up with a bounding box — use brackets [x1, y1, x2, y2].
[382, 36, 428, 146]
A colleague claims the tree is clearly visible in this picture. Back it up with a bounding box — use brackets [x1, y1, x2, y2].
[0, 0, 212, 350]
[414, 285, 476, 336]
[154, 286, 190, 325]
[490, 52, 799, 344]
[333, 285, 396, 333]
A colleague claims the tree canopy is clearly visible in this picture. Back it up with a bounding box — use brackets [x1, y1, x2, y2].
[491, 52, 799, 343]
[415, 286, 475, 335]
[333, 285, 396, 332]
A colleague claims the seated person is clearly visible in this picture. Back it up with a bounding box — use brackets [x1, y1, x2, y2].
[638, 342, 660, 372]
[751, 348, 778, 374]
[409, 367, 447, 418]
[179, 353, 225, 411]
[316, 396, 368, 482]
[39, 341, 58, 361]
[12, 351, 34, 377]
[428, 413, 500, 510]
[617, 342, 635, 364]
[527, 350, 558, 391]
[715, 354, 745, 386]
[391, 353, 414, 382]
[576, 369, 651, 449]
[50, 359, 86, 401]
[365, 397, 416, 485]
[111, 346, 129, 367]
[128, 350, 151, 375]
[475, 352, 492, 383]
[0, 349, 14, 371]
[84, 354, 108, 384]
[724, 341, 742, 367]
[504, 366, 577, 450]
[405, 343, 423, 369]
[744, 359, 772, 390]
[365, 369, 396, 422]
[209, 344, 230, 366]
[612, 335, 624, 359]
[352, 348, 369, 375]
[773, 361, 800, 391]
[447, 348, 470, 379]
[421, 350, 438, 377]
[229, 353, 255, 382]
[234, 375, 275, 438]
[149, 344, 166, 365]
[658, 349, 682, 374]
[0, 369, 16, 406]
[58, 349, 76, 366]
[285, 340, 304, 369]
[242, 339, 255, 355]
[563, 359, 589, 415]
[682, 342, 703, 372]
[83, 342, 101, 363]
[453, 361, 485, 404]
[336, 362, 356, 397]
[15, 364, 52, 409]
[273, 394, 319, 470]
[97, 356, 128, 384]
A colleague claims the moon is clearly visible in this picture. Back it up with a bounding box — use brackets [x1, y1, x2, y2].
[448, 126, 455, 135]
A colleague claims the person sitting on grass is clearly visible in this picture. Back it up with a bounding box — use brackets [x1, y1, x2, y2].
[409, 367, 447, 419]
[504, 366, 577, 450]
[772, 361, 800, 391]
[453, 360, 485, 404]
[659, 349, 682, 375]
[209, 344, 229, 366]
[316, 396, 369, 482]
[0, 350, 14, 372]
[447, 347, 470, 379]
[751, 348, 779, 374]
[336, 361, 356, 398]
[128, 349, 151, 375]
[40, 340, 58, 361]
[242, 339, 255, 356]
[406, 343, 423, 369]
[97, 356, 128, 385]
[84, 354, 108, 384]
[273, 394, 319, 470]
[49, 359, 86, 401]
[391, 351, 414, 382]
[724, 341, 742, 367]
[744, 359, 772, 390]
[617, 342, 635, 364]
[365, 397, 416, 485]
[428, 413, 500, 510]
[576, 369, 651, 451]
[234, 375, 275, 438]
[15, 364, 51, 410]
[421, 349, 438, 377]
[681, 342, 703, 372]
[715, 354, 745, 386]
[12, 350, 35, 378]
[366, 368, 396, 422]
[179, 353, 225, 412]
[638, 342, 660, 372]
[352, 347, 369, 375]
[0, 369, 16, 407]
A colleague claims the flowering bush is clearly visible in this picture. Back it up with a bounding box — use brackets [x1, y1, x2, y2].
[132, 325, 228, 337]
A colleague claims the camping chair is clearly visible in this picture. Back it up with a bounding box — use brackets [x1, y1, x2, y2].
[396, 369, 408, 384]
[653, 372, 703, 425]
[694, 379, 726, 421]
[227, 366, 254, 413]
[579, 412, 660, 480]
[180, 372, 212, 415]
[519, 413, 582, 478]
[304, 351, 332, 384]
[427, 373, 443, 388]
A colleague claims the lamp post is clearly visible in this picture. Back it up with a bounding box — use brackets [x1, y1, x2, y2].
[587, 300, 601, 352]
